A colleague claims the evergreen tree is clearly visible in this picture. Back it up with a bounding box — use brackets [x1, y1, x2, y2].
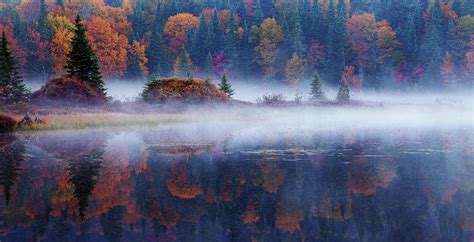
[65, 15, 105, 92]
[129, 0, 147, 41]
[223, 14, 239, 74]
[310, 71, 326, 100]
[146, 2, 167, 77]
[402, 13, 420, 63]
[253, 0, 264, 25]
[336, 78, 350, 103]
[191, 14, 208, 69]
[0, 31, 30, 104]
[311, 0, 325, 43]
[206, 10, 223, 55]
[218, 73, 234, 98]
[56, 0, 64, 8]
[37, 0, 52, 40]
[324, 0, 346, 85]
[292, 9, 304, 56]
[0, 142, 24, 206]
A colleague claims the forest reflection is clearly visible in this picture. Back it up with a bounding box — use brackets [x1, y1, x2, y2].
[0, 128, 473, 241]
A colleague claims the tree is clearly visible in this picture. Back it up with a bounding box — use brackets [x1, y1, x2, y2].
[65, 15, 105, 92]
[324, 0, 346, 85]
[218, 73, 234, 98]
[440, 51, 455, 86]
[285, 52, 305, 85]
[255, 18, 283, 79]
[310, 71, 326, 100]
[146, 1, 167, 77]
[86, 16, 129, 78]
[173, 50, 193, 77]
[337, 66, 358, 103]
[164, 13, 199, 54]
[127, 40, 148, 78]
[0, 31, 30, 104]
[50, 27, 73, 76]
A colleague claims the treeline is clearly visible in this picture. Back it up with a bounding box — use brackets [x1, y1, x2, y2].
[0, 0, 473, 89]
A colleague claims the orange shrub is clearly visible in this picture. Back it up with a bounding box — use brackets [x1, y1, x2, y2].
[32, 77, 106, 106]
[141, 77, 228, 104]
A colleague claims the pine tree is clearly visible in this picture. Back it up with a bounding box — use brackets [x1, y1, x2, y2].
[336, 78, 350, 103]
[0, 31, 30, 104]
[293, 9, 304, 56]
[65, 15, 105, 92]
[191, 14, 208, 69]
[310, 71, 326, 100]
[146, 2, 167, 77]
[37, 0, 52, 41]
[218, 73, 234, 98]
[206, 10, 223, 55]
[311, 0, 325, 43]
[253, 0, 264, 25]
[324, 0, 346, 85]
[224, 13, 239, 74]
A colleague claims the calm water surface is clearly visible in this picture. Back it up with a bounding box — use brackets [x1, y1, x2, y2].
[0, 123, 473, 241]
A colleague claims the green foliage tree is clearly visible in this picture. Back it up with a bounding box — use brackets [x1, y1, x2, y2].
[218, 73, 234, 98]
[324, 0, 346, 85]
[146, 1, 167, 77]
[310, 71, 326, 100]
[65, 15, 105, 92]
[0, 31, 30, 104]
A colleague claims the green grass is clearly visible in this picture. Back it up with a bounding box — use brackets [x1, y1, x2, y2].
[11, 113, 189, 131]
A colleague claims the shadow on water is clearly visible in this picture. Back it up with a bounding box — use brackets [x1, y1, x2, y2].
[0, 125, 473, 241]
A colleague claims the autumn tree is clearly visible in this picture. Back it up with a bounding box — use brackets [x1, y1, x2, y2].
[0, 31, 30, 104]
[285, 52, 305, 86]
[86, 16, 129, 78]
[65, 15, 104, 92]
[440, 51, 455, 87]
[337, 66, 357, 103]
[164, 13, 199, 54]
[255, 18, 283, 79]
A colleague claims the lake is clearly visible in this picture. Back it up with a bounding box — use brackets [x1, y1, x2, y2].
[0, 113, 473, 241]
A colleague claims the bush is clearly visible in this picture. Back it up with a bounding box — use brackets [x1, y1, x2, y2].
[257, 93, 286, 105]
[141, 77, 228, 104]
[0, 114, 16, 132]
[32, 77, 106, 106]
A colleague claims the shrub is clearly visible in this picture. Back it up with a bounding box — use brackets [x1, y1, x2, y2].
[257, 93, 285, 105]
[141, 77, 228, 104]
[32, 77, 107, 106]
[0, 114, 16, 132]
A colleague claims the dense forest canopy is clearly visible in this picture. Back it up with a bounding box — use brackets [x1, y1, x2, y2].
[0, 0, 473, 90]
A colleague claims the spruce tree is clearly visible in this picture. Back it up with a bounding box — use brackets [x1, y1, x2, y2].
[218, 73, 234, 98]
[146, 2, 167, 77]
[191, 14, 208, 68]
[324, 0, 346, 85]
[337, 78, 350, 103]
[253, 0, 264, 25]
[310, 71, 326, 100]
[65, 15, 105, 92]
[0, 31, 30, 104]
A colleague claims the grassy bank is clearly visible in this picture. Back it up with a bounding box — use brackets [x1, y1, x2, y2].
[7, 113, 190, 131]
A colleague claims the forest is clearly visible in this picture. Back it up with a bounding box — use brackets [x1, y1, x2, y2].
[0, 0, 472, 95]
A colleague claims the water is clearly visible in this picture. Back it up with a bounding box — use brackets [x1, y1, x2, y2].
[0, 122, 473, 241]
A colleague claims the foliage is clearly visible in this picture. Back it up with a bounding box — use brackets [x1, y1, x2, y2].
[285, 53, 305, 86]
[256, 93, 285, 105]
[32, 76, 107, 105]
[0, 114, 16, 132]
[255, 18, 284, 79]
[141, 77, 228, 104]
[164, 13, 199, 54]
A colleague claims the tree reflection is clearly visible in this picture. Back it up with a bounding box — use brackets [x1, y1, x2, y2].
[0, 140, 25, 206]
[68, 148, 103, 220]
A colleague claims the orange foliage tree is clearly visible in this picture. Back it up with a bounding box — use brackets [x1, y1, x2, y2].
[254, 18, 284, 79]
[128, 40, 149, 77]
[257, 158, 284, 193]
[50, 27, 73, 76]
[276, 203, 304, 233]
[164, 13, 199, 54]
[166, 162, 202, 199]
[441, 51, 455, 86]
[86, 16, 130, 78]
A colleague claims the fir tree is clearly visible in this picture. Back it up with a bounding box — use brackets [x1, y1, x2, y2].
[253, 0, 264, 24]
[223, 14, 239, 74]
[292, 9, 304, 56]
[65, 15, 105, 92]
[324, 0, 346, 85]
[310, 71, 326, 100]
[311, 0, 325, 43]
[37, 0, 52, 40]
[146, 2, 167, 77]
[206, 10, 223, 55]
[0, 31, 30, 104]
[218, 73, 234, 98]
[191, 14, 208, 68]
[336, 78, 350, 103]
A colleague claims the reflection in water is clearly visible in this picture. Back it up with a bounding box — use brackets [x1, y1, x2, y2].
[0, 127, 473, 241]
